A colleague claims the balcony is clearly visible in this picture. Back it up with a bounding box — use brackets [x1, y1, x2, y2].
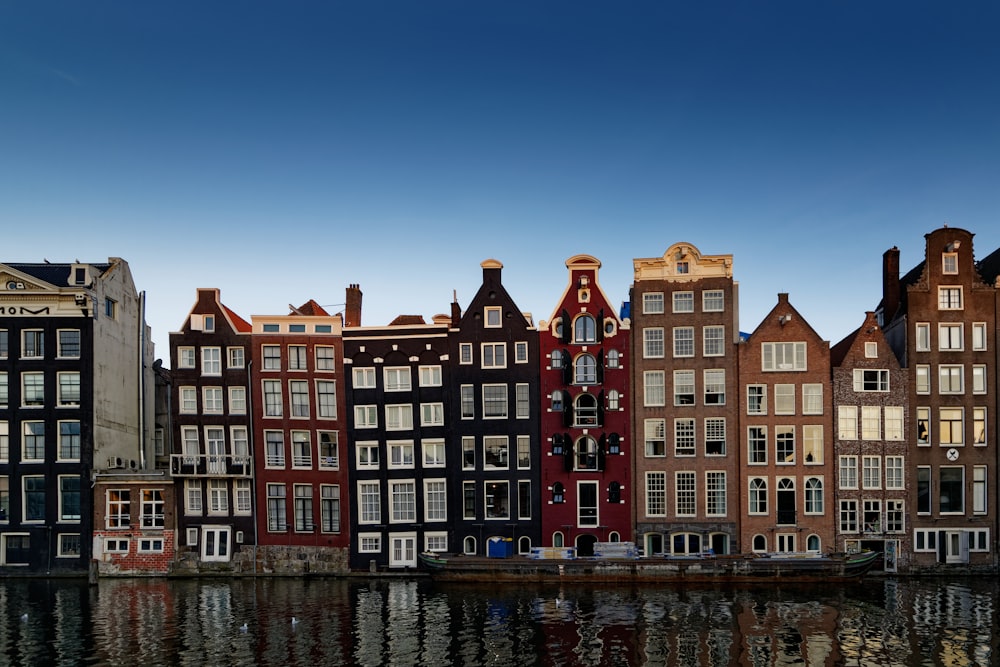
[170, 453, 253, 478]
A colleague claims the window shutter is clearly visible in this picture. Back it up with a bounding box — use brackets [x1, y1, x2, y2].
[597, 390, 605, 425]
[596, 309, 605, 342]
[562, 350, 572, 384]
[598, 434, 607, 471]
[562, 393, 573, 427]
[596, 350, 605, 383]
[560, 309, 571, 343]
[563, 441, 574, 472]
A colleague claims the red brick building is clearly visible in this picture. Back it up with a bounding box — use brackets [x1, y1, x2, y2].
[252, 299, 349, 573]
[738, 293, 835, 553]
[831, 311, 910, 571]
[879, 227, 998, 572]
[631, 243, 740, 556]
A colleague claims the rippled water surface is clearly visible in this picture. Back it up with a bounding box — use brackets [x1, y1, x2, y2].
[0, 576, 996, 665]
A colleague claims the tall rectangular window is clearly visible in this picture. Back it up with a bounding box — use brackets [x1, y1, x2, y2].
[59, 476, 81, 521]
[22, 330, 43, 358]
[58, 330, 81, 358]
[228, 346, 245, 369]
[643, 328, 664, 358]
[706, 471, 726, 516]
[646, 472, 666, 516]
[516, 383, 530, 419]
[359, 482, 380, 524]
[915, 365, 930, 394]
[916, 407, 930, 445]
[862, 456, 881, 489]
[672, 327, 694, 357]
[861, 406, 881, 440]
[286, 345, 307, 371]
[938, 324, 964, 351]
[320, 485, 341, 532]
[886, 456, 904, 489]
[915, 322, 930, 351]
[748, 426, 767, 464]
[290, 380, 310, 417]
[885, 406, 904, 440]
[228, 387, 246, 414]
[838, 406, 858, 440]
[263, 345, 281, 370]
[201, 347, 221, 376]
[482, 384, 508, 418]
[263, 380, 282, 417]
[294, 485, 314, 531]
[644, 419, 665, 457]
[704, 418, 726, 455]
[463, 482, 476, 519]
[974, 407, 987, 445]
[315, 346, 335, 371]
[22, 372, 44, 407]
[672, 292, 694, 313]
[939, 467, 964, 513]
[840, 500, 858, 533]
[673, 370, 694, 406]
[420, 403, 444, 426]
[461, 385, 475, 419]
[267, 484, 287, 531]
[774, 384, 794, 415]
[704, 370, 725, 405]
[140, 489, 164, 528]
[675, 472, 696, 517]
[265, 431, 285, 467]
[776, 426, 795, 464]
[802, 384, 823, 414]
[839, 455, 858, 489]
[59, 421, 81, 460]
[22, 422, 45, 461]
[644, 371, 665, 406]
[973, 466, 987, 514]
[972, 322, 987, 351]
[316, 380, 337, 418]
[702, 290, 724, 312]
[939, 408, 963, 445]
[703, 325, 725, 356]
[481, 343, 506, 369]
[747, 385, 766, 415]
[424, 480, 447, 521]
[674, 419, 695, 456]
[917, 467, 931, 514]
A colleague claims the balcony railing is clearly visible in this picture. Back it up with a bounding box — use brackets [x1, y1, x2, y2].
[170, 453, 253, 478]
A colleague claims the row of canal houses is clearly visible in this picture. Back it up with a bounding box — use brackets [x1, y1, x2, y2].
[1, 225, 998, 577]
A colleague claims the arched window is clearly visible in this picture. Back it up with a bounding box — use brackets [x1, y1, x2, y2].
[463, 536, 477, 555]
[574, 393, 598, 426]
[805, 478, 823, 514]
[806, 534, 821, 552]
[608, 531, 621, 543]
[518, 536, 531, 554]
[752, 534, 767, 553]
[574, 315, 596, 343]
[574, 354, 597, 384]
[607, 349, 620, 368]
[672, 532, 701, 555]
[607, 432, 621, 455]
[575, 436, 598, 471]
[552, 482, 565, 504]
[552, 434, 565, 455]
[749, 478, 767, 514]
[607, 389, 620, 411]
[551, 349, 563, 369]
[553, 532, 564, 548]
[551, 392, 564, 412]
[608, 481, 621, 504]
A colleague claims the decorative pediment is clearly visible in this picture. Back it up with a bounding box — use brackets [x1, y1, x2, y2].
[0, 270, 55, 293]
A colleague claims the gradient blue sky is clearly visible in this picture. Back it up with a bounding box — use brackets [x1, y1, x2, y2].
[3, 2, 998, 362]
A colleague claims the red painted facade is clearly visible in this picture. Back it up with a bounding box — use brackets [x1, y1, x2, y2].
[539, 255, 631, 553]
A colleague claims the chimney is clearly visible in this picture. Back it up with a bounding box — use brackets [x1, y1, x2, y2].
[451, 290, 462, 326]
[882, 247, 900, 321]
[344, 284, 362, 328]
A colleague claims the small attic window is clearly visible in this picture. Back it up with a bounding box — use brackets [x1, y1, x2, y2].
[942, 253, 958, 275]
[73, 267, 87, 285]
[289, 324, 306, 333]
[263, 324, 280, 333]
[204, 315, 215, 332]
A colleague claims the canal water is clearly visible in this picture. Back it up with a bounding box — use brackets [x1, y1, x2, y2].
[0, 575, 995, 666]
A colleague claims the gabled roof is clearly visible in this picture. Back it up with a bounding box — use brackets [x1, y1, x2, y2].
[223, 305, 252, 333]
[6, 262, 112, 287]
[389, 315, 426, 326]
[289, 300, 330, 316]
[977, 246, 1000, 285]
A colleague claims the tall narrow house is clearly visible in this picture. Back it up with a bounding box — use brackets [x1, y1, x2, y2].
[170, 288, 254, 570]
[252, 300, 349, 573]
[539, 255, 631, 554]
[0, 258, 154, 573]
[879, 227, 997, 572]
[450, 260, 541, 556]
[343, 288, 452, 570]
[738, 293, 835, 554]
[831, 311, 910, 572]
[631, 244, 740, 556]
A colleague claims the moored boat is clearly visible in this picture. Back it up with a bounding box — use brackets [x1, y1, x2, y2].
[418, 549, 881, 584]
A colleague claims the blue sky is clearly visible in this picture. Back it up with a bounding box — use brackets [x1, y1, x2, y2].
[2, 2, 998, 361]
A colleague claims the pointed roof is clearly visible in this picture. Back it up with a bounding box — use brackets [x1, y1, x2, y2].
[289, 299, 331, 317]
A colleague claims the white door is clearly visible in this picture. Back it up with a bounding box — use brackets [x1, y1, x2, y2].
[776, 533, 796, 553]
[944, 530, 969, 564]
[389, 533, 417, 568]
[202, 526, 231, 562]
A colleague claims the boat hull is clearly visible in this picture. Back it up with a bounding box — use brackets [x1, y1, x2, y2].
[418, 551, 881, 584]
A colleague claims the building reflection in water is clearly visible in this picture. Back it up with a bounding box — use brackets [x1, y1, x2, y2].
[0, 577, 996, 665]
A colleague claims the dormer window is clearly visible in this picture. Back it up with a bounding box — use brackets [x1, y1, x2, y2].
[73, 266, 88, 285]
[942, 252, 958, 275]
[676, 261, 689, 274]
